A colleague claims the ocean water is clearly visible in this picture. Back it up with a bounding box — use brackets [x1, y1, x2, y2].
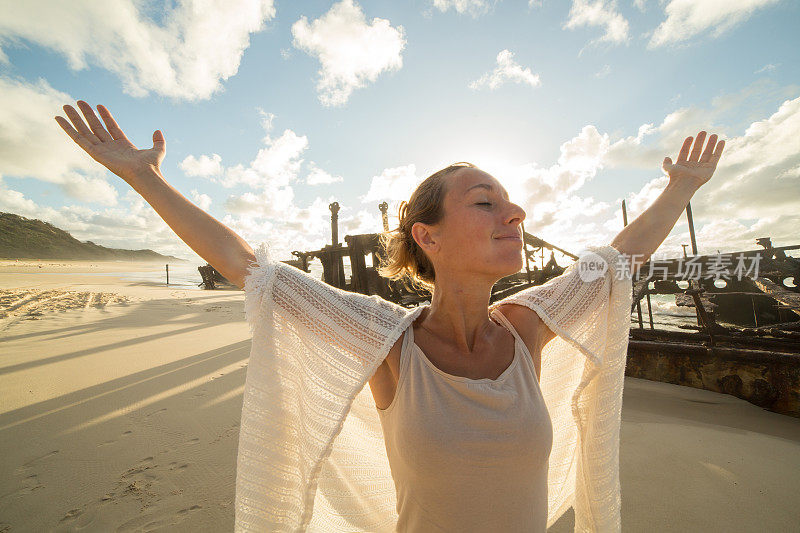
[35, 260, 726, 331]
[630, 293, 698, 332]
[119, 262, 207, 289]
[12, 262, 209, 290]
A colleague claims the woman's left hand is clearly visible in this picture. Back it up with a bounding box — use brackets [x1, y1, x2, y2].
[662, 131, 725, 189]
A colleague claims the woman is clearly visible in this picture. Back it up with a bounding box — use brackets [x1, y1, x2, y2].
[55, 102, 723, 532]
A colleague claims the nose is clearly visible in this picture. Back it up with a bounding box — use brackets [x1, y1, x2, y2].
[504, 200, 526, 226]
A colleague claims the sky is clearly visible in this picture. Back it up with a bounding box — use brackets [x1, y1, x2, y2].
[0, 0, 798, 265]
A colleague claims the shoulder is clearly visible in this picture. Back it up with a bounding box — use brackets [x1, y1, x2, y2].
[494, 303, 556, 353]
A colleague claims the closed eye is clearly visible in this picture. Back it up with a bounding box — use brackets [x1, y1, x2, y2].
[475, 202, 492, 206]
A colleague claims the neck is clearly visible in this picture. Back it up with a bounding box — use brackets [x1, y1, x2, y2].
[422, 273, 497, 354]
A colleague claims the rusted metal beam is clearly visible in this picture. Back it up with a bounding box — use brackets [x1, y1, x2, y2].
[521, 221, 532, 284]
[685, 201, 698, 256]
[753, 277, 800, 318]
[379, 202, 389, 232]
[522, 232, 577, 260]
[628, 339, 800, 364]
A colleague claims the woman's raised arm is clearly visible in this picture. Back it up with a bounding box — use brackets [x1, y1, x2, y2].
[610, 130, 725, 275]
[55, 101, 255, 288]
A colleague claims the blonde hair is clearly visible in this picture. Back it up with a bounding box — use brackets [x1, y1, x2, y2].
[378, 162, 476, 292]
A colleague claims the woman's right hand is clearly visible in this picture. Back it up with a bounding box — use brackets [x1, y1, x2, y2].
[55, 101, 165, 184]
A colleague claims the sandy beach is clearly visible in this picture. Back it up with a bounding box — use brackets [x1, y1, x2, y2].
[1, 260, 798, 532]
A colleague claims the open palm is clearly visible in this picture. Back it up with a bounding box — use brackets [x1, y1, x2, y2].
[55, 101, 165, 184]
[662, 131, 725, 188]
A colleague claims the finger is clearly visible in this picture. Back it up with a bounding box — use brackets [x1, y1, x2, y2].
[97, 105, 129, 141]
[55, 115, 97, 153]
[77, 100, 113, 143]
[63, 104, 100, 145]
[662, 157, 673, 173]
[54, 115, 80, 141]
[677, 136, 693, 163]
[711, 140, 725, 164]
[689, 131, 706, 161]
[152, 130, 166, 152]
[700, 133, 718, 163]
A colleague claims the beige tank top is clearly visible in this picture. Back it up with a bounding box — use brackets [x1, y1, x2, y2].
[377, 309, 554, 532]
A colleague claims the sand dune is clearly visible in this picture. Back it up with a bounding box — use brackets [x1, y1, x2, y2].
[1, 261, 798, 532]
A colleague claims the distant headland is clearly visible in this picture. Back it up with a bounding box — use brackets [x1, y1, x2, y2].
[0, 212, 184, 262]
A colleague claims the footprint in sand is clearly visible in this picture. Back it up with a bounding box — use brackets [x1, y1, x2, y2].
[16, 449, 59, 473]
[97, 429, 134, 448]
[1, 473, 44, 500]
[123, 457, 157, 479]
[3, 450, 59, 501]
[0, 289, 127, 330]
[58, 504, 98, 530]
[143, 407, 168, 419]
[177, 505, 202, 515]
[59, 508, 83, 522]
[116, 503, 202, 532]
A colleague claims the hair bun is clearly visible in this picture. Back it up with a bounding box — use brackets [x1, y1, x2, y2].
[377, 162, 476, 293]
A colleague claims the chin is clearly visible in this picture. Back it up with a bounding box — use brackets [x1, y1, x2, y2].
[494, 254, 525, 279]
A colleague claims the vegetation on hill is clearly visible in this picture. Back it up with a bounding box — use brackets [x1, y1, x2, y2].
[0, 212, 184, 261]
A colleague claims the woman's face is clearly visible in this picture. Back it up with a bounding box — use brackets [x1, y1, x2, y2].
[413, 167, 527, 283]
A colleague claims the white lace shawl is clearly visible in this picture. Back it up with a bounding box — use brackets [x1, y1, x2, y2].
[235, 244, 632, 532]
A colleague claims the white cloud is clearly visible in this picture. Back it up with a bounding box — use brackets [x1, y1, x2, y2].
[224, 188, 295, 218]
[341, 208, 384, 235]
[246, 129, 309, 187]
[469, 50, 541, 91]
[508, 127, 612, 246]
[432, 0, 492, 17]
[755, 63, 779, 74]
[0, 178, 41, 217]
[595, 64, 611, 78]
[306, 162, 344, 185]
[179, 154, 223, 178]
[702, 96, 800, 217]
[361, 164, 421, 204]
[0, 0, 276, 100]
[621, 175, 669, 216]
[182, 109, 334, 197]
[179, 117, 349, 258]
[564, 0, 630, 45]
[0, 76, 117, 205]
[257, 109, 276, 131]
[291, 0, 406, 106]
[190, 189, 212, 211]
[186, 129, 308, 189]
[649, 0, 779, 48]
